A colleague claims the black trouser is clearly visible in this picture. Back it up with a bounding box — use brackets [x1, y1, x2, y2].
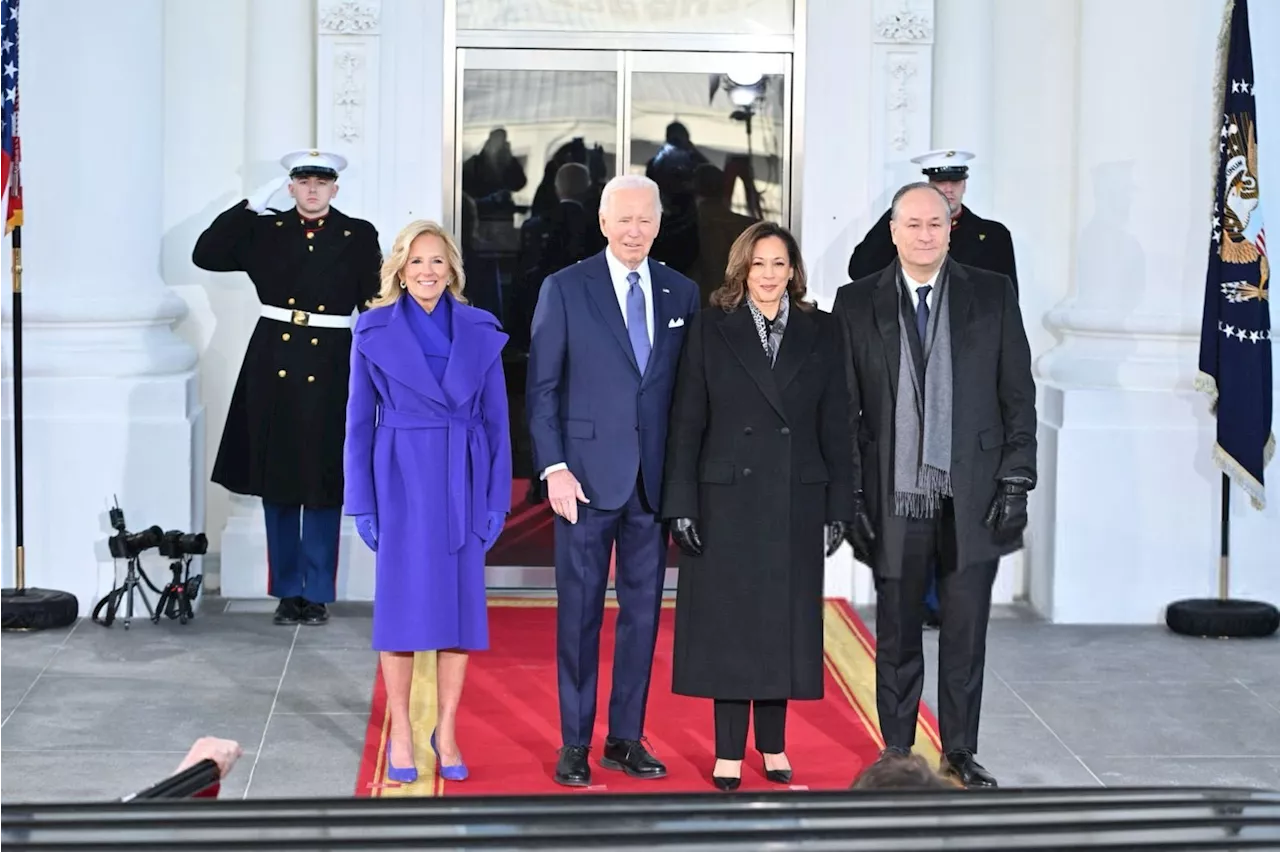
[874, 501, 998, 755]
[713, 699, 787, 760]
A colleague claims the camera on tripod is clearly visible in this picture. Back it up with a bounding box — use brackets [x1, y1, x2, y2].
[94, 498, 206, 629]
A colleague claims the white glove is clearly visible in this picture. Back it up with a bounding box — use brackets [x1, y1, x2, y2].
[245, 176, 289, 214]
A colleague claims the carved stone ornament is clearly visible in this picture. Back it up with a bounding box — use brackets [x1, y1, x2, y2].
[886, 57, 917, 150]
[875, 9, 933, 42]
[334, 49, 364, 142]
[319, 0, 380, 34]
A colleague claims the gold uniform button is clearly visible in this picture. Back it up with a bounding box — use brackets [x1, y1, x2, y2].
[308, 245, 314, 252]
[287, 297, 296, 306]
[310, 337, 319, 345]
[307, 375, 316, 383]
[278, 369, 287, 378]
[306, 232, 314, 240]
[282, 333, 290, 341]
[317, 305, 326, 312]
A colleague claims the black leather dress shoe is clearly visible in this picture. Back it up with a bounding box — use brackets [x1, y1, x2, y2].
[300, 601, 329, 626]
[555, 745, 591, 787]
[600, 737, 667, 779]
[273, 597, 303, 625]
[943, 750, 998, 788]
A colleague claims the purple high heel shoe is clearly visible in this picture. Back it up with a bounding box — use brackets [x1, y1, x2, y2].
[385, 740, 418, 784]
[431, 728, 469, 781]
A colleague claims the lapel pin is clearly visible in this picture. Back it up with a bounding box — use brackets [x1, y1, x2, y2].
[344, 230, 351, 237]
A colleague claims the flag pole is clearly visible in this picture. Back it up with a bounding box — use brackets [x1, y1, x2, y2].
[1, 0, 77, 630]
[1218, 473, 1229, 601]
[10, 223, 21, 590]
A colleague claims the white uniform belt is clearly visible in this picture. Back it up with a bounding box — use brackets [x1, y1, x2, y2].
[260, 304, 352, 329]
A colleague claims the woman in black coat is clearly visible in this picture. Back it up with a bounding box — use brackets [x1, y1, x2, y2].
[661, 221, 855, 790]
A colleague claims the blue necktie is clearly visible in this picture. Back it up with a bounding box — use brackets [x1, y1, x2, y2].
[915, 284, 932, 345]
[626, 271, 651, 374]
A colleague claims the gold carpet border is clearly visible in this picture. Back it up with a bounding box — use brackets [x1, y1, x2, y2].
[369, 596, 935, 793]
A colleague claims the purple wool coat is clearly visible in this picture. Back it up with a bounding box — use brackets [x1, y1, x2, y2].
[344, 293, 512, 652]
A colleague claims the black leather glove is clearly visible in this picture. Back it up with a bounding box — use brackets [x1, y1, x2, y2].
[670, 517, 703, 557]
[843, 492, 876, 563]
[825, 522, 848, 557]
[983, 477, 1032, 539]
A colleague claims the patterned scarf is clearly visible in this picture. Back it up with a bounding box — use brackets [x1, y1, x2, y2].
[746, 294, 790, 366]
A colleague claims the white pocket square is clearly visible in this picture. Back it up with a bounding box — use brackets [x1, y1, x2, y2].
[668, 317, 685, 328]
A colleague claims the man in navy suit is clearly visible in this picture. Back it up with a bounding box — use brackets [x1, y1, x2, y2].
[527, 174, 700, 787]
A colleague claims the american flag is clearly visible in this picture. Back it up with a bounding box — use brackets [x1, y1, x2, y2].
[2, 0, 21, 233]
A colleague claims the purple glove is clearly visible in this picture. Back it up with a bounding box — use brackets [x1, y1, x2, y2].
[483, 511, 505, 552]
[356, 514, 378, 552]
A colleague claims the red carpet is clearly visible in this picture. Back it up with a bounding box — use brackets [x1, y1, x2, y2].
[356, 598, 942, 797]
[486, 480, 681, 568]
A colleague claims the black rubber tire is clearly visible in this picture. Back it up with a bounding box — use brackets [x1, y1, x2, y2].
[1, 587, 80, 631]
[1165, 598, 1280, 638]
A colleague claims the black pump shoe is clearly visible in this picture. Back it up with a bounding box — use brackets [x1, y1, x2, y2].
[712, 774, 741, 791]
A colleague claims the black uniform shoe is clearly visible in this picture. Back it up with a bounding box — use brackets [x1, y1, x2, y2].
[301, 601, 329, 626]
[273, 597, 303, 625]
[600, 737, 667, 779]
[554, 745, 591, 787]
[943, 750, 998, 788]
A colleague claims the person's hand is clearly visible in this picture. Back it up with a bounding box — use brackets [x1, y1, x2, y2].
[546, 469, 590, 524]
[845, 492, 876, 563]
[825, 522, 848, 558]
[176, 737, 243, 780]
[483, 510, 506, 552]
[983, 477, 1031, 540]
[670, 518, 703, 557]
[356, 514, 378, 552]
[245, 175, 288, 214]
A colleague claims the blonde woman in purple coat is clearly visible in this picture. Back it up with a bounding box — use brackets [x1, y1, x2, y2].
[344, 220, 512, 784]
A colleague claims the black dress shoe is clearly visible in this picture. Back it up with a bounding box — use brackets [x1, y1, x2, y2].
[300, 601, 329, 626]
[554, 745, 591, 787]
[600, 737, 667, 779]
[764, 767, 793, 784]
[272, 597, 303, 625]
[943, 750, 998, 788]
[712, 774, 741, 791]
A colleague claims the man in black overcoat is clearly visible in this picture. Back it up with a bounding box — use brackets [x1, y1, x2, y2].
[832, 182, 1036, 788]
[849, 149, 1019, 628]
[193, 150, 381, 626]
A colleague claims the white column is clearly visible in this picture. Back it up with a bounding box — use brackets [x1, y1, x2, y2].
[0, 0, 201, 614]
[1030, 0, 1279, 623]
[930, 0, 993, 214]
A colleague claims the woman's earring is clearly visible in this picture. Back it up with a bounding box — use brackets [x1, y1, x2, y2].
[399, 280, 407, 290]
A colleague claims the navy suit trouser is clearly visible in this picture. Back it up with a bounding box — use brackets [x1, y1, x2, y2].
[555, 483, 667, 746]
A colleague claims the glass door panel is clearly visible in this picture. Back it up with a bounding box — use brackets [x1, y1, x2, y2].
[627, 52, 790, 305]
[457, 49, 620, 568]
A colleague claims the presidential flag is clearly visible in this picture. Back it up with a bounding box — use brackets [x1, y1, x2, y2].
[1197, 0, 1273, 510]
[2, 0, 20, 233]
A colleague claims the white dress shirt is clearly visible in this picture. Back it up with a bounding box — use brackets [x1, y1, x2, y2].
[603, 247, 654, 344]
[541, 248, 655, 481]
[901, 266, 941, 312]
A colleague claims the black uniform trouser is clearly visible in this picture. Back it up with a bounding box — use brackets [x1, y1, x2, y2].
[713, 699, 787, 760]
[874, 500, 998, 755]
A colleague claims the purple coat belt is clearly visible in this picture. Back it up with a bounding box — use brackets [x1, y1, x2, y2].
[378, 407, 489, 555]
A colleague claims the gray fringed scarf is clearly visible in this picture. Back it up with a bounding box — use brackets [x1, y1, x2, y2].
[746, 294, 789, 366]
[893, 265, 954, 518]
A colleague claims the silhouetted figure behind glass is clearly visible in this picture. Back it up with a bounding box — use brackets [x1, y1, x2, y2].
[459, 192, 503, 322]
[646, 122, 707, 276]
[690, 163, 758, 306]
[461, 127, 527, 225]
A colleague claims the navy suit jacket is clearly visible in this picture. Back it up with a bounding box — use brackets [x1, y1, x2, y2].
[527, 250, 700, 513]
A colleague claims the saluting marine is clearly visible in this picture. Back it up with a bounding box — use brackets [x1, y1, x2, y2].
[193, 150, 381, 626]
[848, 150, 1018, 294]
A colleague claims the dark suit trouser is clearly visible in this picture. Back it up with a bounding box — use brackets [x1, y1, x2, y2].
[874, 502, 998, 755]
[555, 483, 667, 746]
[713, 699, 787, 760]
